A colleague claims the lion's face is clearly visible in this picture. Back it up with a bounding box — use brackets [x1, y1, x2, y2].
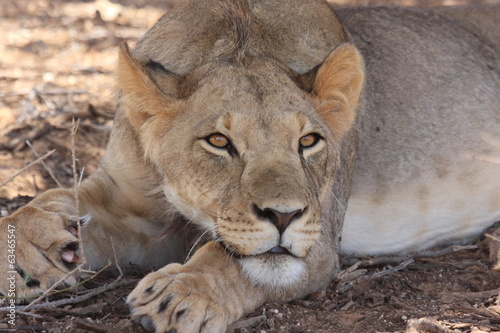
[159, 61, 333, 259]
[117, 43, 363, 287]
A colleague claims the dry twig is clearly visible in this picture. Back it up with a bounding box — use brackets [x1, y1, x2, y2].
[26, 140, 63, 188]
[74, 318, 109, 332]
[70, 118, 89, 269]
[23, 264, 84, 311]
[368, 259, 414, 279]
[0, 279, 134, 313]
[14, 310, 43, 319]
[335, 261, 367, 285]
[336, 259, 414, 293]
[486, 233, 500, 243]
[343, 244, 478, 267]
[227, 315, 267, 331]
[20, 120, 86, 311]
[417, 244, 478, 258]
[1, 263, 113, 309]
[0, 89, 88, 98]
[0, 149, 55, 188]
[110, 237, 124, 277]
[20, 120, 89, 312]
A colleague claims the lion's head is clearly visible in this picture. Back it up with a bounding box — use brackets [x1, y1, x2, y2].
[116, 0, 364, 288]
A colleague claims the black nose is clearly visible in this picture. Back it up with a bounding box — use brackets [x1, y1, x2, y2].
[253, 205, 306, 234]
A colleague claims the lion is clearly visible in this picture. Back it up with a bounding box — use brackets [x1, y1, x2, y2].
[1, 0, 500, 332]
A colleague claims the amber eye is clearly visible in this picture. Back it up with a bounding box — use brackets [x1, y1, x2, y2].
[299, 133, 320, 149]
[207, 133, 229, 148]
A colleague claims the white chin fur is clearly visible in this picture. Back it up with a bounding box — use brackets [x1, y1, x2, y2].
[239, 255, 306, 289]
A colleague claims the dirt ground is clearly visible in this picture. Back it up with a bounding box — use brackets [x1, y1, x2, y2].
[1, 0, 500, 332]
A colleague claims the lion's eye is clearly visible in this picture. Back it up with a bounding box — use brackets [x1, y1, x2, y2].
[299, 133, 321, 149]
[205, 133, 238, 156]
[207, 134, 229, 148]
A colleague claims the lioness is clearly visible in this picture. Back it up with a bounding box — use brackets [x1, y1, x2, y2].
[1, 0, 500, 332]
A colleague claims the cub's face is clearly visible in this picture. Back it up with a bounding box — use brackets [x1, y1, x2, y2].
[118, 44, 364, 288]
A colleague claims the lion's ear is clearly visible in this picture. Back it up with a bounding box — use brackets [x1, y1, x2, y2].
[117, 43, 181, 131]
[313, 43, 364, 140]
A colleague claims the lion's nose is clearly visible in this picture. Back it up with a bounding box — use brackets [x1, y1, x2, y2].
[253, 205, 307, 234]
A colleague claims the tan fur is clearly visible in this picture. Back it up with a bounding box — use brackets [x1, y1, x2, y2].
[1, 1, 499, 332]
[313, 43, 365, 140]
[117, 44, 181, 131]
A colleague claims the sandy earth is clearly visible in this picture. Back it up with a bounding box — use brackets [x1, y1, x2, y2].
[1, 0, 499, 332]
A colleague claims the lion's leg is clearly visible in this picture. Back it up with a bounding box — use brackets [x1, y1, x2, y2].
[0, 166, 184, 301]
[75, 169, 186, 271]
[127, 216, 341, 332]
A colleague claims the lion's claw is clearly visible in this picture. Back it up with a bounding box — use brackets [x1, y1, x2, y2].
[128, 266, 228, 333]
[141, 316, 156, 332]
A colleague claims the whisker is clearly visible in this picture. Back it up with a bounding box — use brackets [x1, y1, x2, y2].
[202, 209, 222, 219]
[224, 247, 236, 265]
[329, 188, 346, 214]
[184, 228, 213, 264]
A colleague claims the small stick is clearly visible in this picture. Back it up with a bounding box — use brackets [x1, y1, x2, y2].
[336, 259, 413, 293]
[0, 279, 135, 313]
[227, 315, 267, 330]
[0, 89, 88, 98]
[343, 255, 411, 267]
[74, 318, 109, 333]
[70, 118, 88, 266]
[26, 140, 63, 188]
[23, 119, 88, 311]
[12, 240, 124, 311]
[335, 261, 363, 281]
[485, 233, 500, 242]
[417, 245, 478, 258]
[0, 149, 55, 188]
[365, 259, 414, 280]
[110, 237, 124, 278]
[343, 244, 478, 267]
[78, 167, 85, 187]
[23, 264, 84, 311]
[15, 310, 43, 319]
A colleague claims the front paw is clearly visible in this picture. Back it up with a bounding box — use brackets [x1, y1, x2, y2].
[127, 264, 228, 333]
[0, 205, 81, 301]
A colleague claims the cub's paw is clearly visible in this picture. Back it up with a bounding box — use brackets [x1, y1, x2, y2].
[0, 205, 81, 301]
[128, 264, 228, 333]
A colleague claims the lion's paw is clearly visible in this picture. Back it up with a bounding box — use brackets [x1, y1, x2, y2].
[128, 264, 228, 333]
[0, 205, 81, 301]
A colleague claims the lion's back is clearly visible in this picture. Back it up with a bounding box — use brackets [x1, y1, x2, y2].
[339, 6, 500, 255]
